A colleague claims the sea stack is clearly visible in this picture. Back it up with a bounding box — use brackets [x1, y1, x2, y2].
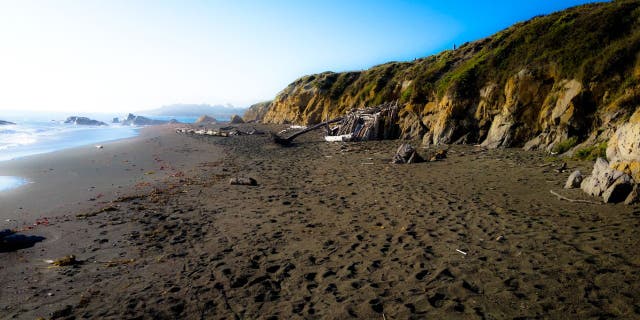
[229, 114, 245, 124]
[195, 115, 217, 124]
[64, 117, 107, 126]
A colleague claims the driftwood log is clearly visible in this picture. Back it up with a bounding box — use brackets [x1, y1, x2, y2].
[271, 117, 344, 146]
[550, 190, 601, 204]
[229, 177, 258, 186]
[271, 102, 400, 146]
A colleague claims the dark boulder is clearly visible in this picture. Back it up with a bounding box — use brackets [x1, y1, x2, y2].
[229, 114, 245, 124]
[64, 116, 107, 126]
[391, 143, 423, 164]
[121, 113, 177, 126]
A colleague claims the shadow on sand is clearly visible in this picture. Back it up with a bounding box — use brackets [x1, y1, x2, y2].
[0, 229, 46, 252]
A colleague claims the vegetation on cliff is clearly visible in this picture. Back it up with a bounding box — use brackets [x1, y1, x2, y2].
[261, 0, 640, 159]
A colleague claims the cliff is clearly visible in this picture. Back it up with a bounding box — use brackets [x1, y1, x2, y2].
[259, 0, 640, 179]
[243, 101, 272, 123]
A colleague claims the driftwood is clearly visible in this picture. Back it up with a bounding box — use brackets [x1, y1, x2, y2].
[550, 190, 601, 204]
[333, 102, 400, 141]
[272, 102, 400, 146]
[271, 117, 344, 145]
[229, 177, 258, 186]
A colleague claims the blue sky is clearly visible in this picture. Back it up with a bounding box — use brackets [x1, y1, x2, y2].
[0, 0, 603, 112]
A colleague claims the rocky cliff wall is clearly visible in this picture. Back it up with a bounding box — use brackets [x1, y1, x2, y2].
[256, 1, 640, 178]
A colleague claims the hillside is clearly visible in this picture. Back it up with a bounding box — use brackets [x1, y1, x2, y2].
[141, 104, 246, 119]
[257, 0, 640, 177]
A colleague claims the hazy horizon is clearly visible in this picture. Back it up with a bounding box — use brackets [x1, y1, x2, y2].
[0, 0, 603, 113]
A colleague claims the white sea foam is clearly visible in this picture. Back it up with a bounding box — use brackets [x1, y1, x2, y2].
[0, 176, 27, 192]
[0, 121, 139, 161]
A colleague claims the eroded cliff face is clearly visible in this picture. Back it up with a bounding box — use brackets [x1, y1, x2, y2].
[262, 66, 619, 152]
[257, 0, 640, 172]
[608, 108, 640, 180]
[243, 101, 272, 123]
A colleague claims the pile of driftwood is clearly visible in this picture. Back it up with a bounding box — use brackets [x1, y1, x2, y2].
[177, 127, 263, 137]
[329, 102, 400, 141]
[272, 102, 400, 145]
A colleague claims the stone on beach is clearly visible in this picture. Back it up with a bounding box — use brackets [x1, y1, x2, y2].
[430, 149, 448, 162]
[391, 143, 423, 164]
[229, 114, 245, 124]
[580, 158, 635, 203]
[195, 115, 218, 124]
[564, 170, 583, 189]
[602, 175, 634, 203]
[624, 184, 640, 205]
[229, 177, 257, 186]
[581, 158, 619, 197]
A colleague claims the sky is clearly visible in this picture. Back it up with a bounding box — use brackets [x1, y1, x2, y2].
[0, 0, 604, 113]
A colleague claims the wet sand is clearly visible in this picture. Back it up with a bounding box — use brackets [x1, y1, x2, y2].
[1, 124, 639, 319]
[0, 125, 214, 223]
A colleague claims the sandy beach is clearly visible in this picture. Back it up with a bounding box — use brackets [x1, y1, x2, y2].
[1, 124, 639, 319]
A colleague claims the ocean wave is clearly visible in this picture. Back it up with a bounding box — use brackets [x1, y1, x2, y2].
[0, 122, 139, 161]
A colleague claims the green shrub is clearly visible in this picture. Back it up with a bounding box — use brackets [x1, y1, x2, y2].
[400, 87, 413, 103]
[552, 137, 579, 154]
[574, 142, 607, 160]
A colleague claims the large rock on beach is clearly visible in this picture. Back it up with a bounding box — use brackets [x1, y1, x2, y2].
[229, 114, 245, 124]
[195, 115, 217, 124]
[121, 113, 176, 126]
[624, 184, 640, 205]
[602, 175, 634, 203]
[580, 158, 634, 202]
[564, 170, 583, 189]
[391, 143, 423, 164]
[64, 116, 107, 126]
[607, 109, 640, 180]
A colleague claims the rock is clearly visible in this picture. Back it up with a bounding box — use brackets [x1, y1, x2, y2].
[607, 110, 640, 180]
[564, 170, 583, 189]
[229, 114, 245, 124]
[602, 175, 633, 203]
[121, 113, 175, 126]
[430, 149, 447, 162]
[481, 69, 545, 148]
[624, 184, 640, 205]
[243, 101, 272, 123]
[581, 158, 634, 201]
[391, 143, 423, 164]
[581, 158, 615, 196]
[112, 117, 119, 123]
[421, 132, 433, 147]
[229, 177, 257, 186]
[0, 120, 15, 125]
[64, 116, 107, 126]
[195, 115, 217, 124]
[51, 255, 80, 267]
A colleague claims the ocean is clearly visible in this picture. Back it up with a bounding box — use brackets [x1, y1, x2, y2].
[0, 120, 142, 192]
[0, 121, 140, 162]
[0, 114, 200, 192]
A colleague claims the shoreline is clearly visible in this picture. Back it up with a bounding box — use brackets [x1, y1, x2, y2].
[0, 124, 214, 224]
[1, 124, 639, 319]
[0, 123, 141, 163]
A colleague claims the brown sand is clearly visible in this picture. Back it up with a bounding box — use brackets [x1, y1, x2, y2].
[1, 124, 639, 319]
